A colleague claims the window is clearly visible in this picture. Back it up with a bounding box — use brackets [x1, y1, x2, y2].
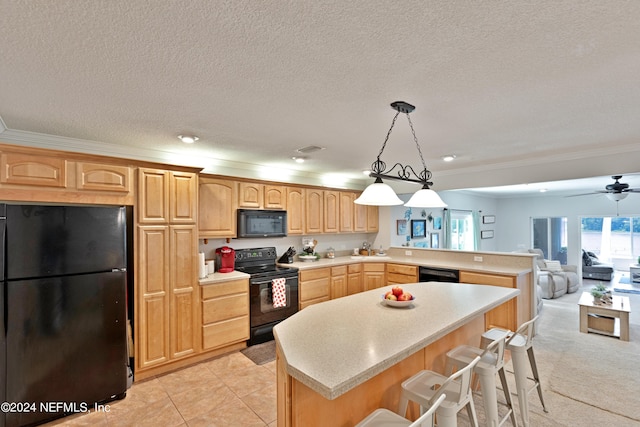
[532, 217, 568, 263]
[581, 216, 640, 267]
[449, 210, 475, 251]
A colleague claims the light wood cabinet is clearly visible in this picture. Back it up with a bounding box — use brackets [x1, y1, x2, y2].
[1, 152, 66, 187]
[299, 268, 330, 309]
[363, 263, 386, 291]
[286, 187, 305, 235]
[339, 192, 355, 232]
[76, 161, 132, 193]
[354, 201, 379, 233]
[238, 182, 287, 210]
[169, 225, 198, 359]
[138, 168, 169, 224]
[238, 182, 263, 208]
[264, 185, 286, 209]
[137, 225, 170, 368]
[330, 266, 348, 299]
[459, 271, 529, 332]
[198, 176, 237, 237]
[305, 188, 324, 234]
[0, 146, 135, 205]
[136, 168, 199, 374]
[323, 190, 340, 233]
[387, 263, 418, 285]
[347, 263, 363, 295]
[201, 279, 249, 350]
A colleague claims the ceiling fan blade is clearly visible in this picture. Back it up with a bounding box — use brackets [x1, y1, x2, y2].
[624, 188, 640, 193]
[565, 192, 602, 197]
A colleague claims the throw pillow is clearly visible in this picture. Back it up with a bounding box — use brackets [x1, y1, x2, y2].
[582, 251, 593, 266]
[545, 260, 563, 272]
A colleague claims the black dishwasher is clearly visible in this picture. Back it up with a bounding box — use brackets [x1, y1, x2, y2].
[419, 266, 460, 282]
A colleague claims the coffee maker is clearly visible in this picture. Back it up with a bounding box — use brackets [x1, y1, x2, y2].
[215, 246, 235, 273]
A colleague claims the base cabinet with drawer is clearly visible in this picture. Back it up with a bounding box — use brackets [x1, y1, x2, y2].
[299, 268, 330, 309]
[386, 263, 418, 285]
[201, 279, 250, 350]
[363, 263, 386, 291]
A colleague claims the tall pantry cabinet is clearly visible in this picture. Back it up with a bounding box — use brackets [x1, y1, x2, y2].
[135, 168, 199, 376]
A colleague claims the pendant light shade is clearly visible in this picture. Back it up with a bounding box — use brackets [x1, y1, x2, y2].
[404, 186, 448, 208]
[354, 178, 404, 206]
[357, 101, 446, 208]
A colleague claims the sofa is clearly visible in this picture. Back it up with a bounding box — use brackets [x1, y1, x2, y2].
[529, 248, 581, 298]
[582, 250, 614, 281]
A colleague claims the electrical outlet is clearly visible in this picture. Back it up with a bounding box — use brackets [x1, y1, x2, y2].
[474, 256, 483, 262]
[405, 250, 412, 256]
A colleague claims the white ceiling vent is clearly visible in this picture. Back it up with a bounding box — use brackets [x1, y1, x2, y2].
[296, 145, 326, 154]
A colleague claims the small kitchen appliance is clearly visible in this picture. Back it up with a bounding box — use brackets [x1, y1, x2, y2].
[215, 246, 236, 273]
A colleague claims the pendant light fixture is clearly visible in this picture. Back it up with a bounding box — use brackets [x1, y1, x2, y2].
[355, 101, 447, 208]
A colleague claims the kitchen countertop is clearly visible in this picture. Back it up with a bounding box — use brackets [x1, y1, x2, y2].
[273, 282, 519, 400]
[198, 270, 249, 285]
[280, 254, 530, 276]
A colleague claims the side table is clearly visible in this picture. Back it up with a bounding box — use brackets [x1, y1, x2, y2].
[578, 292, 630, 341]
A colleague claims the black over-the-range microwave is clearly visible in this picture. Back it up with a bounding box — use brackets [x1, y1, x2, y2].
[237, 209, 288, 238]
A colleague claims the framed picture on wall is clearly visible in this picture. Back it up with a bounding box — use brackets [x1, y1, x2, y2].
[482, 215, 496, 224]
[411, 219, 426, 238]
[433, 217, 442, 230]
[430, 232, 440, 248]
[481, 230, 494, 239]
[396, 219, 407, 235]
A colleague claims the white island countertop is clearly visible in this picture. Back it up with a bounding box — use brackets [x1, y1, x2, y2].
[273, 282, 519, 400]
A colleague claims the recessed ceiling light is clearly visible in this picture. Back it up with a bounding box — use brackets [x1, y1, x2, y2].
[178, 135, 199, 144]
[441, 154, 456, 162]
[539, 188, 548, 193]
[292, 157, 306, 163]
[362, 170, 371, 176]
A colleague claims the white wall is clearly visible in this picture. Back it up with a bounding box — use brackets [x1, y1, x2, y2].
[496, 194, 640, 267]
[379, 191, 499, 251]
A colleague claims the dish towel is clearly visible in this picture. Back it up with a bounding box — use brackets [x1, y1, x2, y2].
[272, 278, 287, 308]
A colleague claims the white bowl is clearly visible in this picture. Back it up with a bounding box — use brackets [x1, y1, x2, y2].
[381, 295, 415, 308]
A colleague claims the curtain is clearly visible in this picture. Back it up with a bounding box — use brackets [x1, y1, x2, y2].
[472, 210, 480, 250]
[443, 208, 451, 249]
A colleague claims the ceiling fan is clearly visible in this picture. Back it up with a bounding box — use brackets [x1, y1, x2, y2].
[569, 175, 640, 201]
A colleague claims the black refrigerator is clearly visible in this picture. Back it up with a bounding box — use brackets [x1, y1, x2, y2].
[0, 204, 128, 427]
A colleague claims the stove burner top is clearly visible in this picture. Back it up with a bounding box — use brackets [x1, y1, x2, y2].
[234, 247, 298, 280]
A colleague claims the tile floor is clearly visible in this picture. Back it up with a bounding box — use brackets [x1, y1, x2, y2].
[44, 351, 277, 427]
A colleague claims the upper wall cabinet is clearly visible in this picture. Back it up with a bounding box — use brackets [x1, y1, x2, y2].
[340, 192, 355, 232]
[305, 188, 324, 234]
[323, 190, 339, 233]
[286, 186, 305, 235]
[199, 177, 237, 238]
[0, 146, 135, 205]
[138, 168, 197, 224]
[238, 182, 287, 210]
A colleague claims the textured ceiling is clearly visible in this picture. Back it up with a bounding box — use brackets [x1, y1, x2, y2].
[1, 1, 640, 196]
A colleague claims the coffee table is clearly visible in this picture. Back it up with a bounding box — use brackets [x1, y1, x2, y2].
[578, 292, 630, 341]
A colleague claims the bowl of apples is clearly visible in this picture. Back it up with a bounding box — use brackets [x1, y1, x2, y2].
[382, 285, 415, 308]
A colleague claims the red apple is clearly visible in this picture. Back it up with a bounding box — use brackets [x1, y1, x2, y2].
[384, 291, 394, 299]
[392, 286, 404, 297]
[398, 292, 413, 301]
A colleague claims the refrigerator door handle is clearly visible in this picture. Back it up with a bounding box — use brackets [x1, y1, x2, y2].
[112, 268, 127, 273]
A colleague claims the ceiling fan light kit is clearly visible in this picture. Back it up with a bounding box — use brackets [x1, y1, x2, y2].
[354, 101, 447, 208]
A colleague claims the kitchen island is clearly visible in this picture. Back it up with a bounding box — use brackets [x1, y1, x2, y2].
[274, 282, 519, 426]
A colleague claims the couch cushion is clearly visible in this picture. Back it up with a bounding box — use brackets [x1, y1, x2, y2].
[582, 250, 593, 266]
[545, 260, 563, 272]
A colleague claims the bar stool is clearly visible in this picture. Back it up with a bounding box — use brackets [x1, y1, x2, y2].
[356, 394, 446, 427]
[480, 316, 547, 427]
[445, 330, 518, 427]
[399, 356, 481, 427]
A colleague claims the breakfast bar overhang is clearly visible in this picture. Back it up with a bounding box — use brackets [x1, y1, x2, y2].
[274, 282, 520, 426]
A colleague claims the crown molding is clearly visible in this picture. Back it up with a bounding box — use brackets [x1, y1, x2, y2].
[0, 119, 366, 190]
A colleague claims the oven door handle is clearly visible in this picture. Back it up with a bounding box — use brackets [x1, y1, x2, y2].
[252, 277, 296, 286]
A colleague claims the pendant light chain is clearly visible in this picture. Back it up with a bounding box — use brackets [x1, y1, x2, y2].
[375, 112, 400, 161]
[406, 113, 428, 173]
